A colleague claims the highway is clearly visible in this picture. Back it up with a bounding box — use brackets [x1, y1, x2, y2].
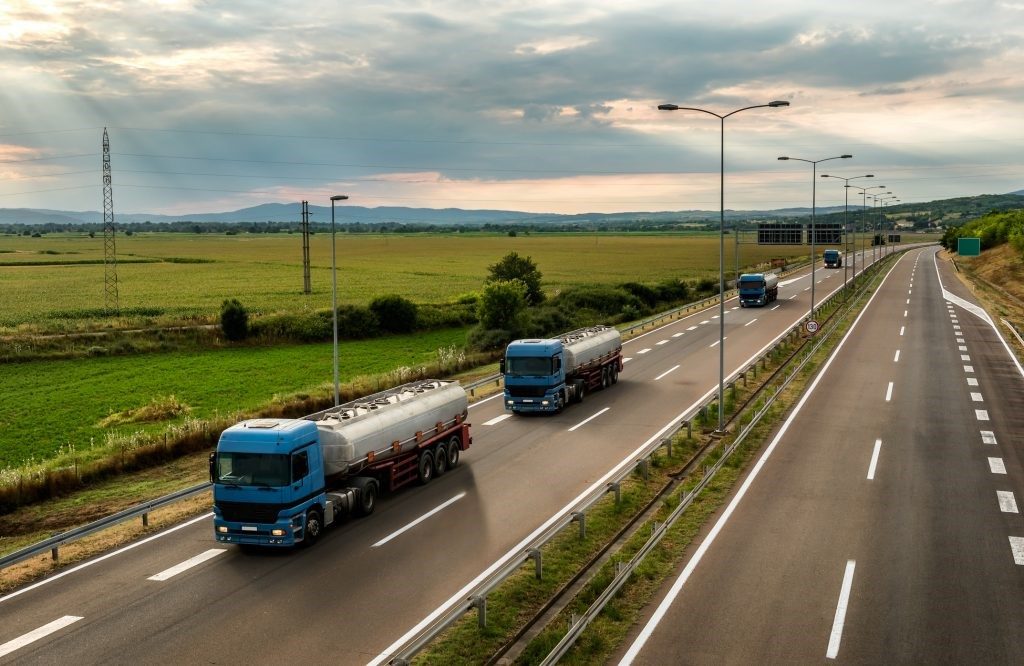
[618, 246, 1024, 663]
[0, 245, 906, 664]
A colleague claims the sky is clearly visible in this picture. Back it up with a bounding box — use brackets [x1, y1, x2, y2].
[1, 0, 1023, 216]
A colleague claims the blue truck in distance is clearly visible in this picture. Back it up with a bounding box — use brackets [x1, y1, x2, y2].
[211, 379, 471, 547]
[738, 272, 779, 307]
[823, 249, 843, 268]
[501, 325, 623, 413]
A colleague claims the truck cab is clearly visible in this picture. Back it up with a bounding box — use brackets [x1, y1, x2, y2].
[212, 419, 327, 547]
[823, 249, 842, 268]
[502, 339, 566, 412]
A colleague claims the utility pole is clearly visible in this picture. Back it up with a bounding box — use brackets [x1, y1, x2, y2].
[301, 200, 311, 294]
[101, 128, 119, 313]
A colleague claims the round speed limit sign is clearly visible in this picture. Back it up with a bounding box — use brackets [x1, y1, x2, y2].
[805, 319, 819, 335]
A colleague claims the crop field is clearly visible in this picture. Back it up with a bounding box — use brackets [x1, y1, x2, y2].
[0, 327, 468, 470]
[0, 231, 829, 327]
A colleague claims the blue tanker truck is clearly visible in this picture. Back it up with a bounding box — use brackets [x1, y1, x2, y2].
[738, 272, 780, 307]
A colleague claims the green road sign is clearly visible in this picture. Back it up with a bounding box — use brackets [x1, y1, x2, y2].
[958, 237, 981, 256]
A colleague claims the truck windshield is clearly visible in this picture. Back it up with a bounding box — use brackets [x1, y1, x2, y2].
[217, 452, 290, 487]
[506, 356, 553, 376]
[740, 280, 764, 289]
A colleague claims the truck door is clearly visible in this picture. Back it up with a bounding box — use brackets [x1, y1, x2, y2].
[291, 445, 315, 500]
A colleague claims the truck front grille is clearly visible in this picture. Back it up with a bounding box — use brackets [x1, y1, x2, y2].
[216, 501, 285, 523]
[506, 386, 549, 398]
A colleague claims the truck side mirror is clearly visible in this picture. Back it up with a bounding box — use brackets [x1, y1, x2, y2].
[209, 453, 216, 483]
[499, 358, 505, 374]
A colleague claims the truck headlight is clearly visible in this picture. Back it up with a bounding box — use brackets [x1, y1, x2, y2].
[271, 529, 286, 537]
[507, 400, 514, 405]
[541, 400, 549, 406]
[217, 526, 228, 533]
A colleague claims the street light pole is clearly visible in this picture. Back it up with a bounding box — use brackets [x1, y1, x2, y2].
[847, 185, 886, 275]
[777, 154, 852, 321]
[820, 173, 873, 295]
[329, 194, 349, 406]
[659, 99, 789, 434]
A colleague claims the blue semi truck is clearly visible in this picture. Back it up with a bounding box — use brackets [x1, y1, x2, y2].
[501, 325, 623, 413]
[211, 379, 471, 547]
[738, 272, 779, 307]
[823, 249, 843, 268]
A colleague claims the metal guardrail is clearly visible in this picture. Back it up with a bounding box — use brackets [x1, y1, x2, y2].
[0, 482, 211, 571]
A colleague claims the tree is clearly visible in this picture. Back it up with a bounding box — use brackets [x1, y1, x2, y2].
[369, 294, 418, 333]
[486, 251, 544, 304]
[477, 280, 529, 333]
[220, 299, 249, 341]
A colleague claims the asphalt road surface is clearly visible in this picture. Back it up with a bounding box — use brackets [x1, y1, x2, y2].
[618, 246, 1024, 664]
[0, 245, 917, 664]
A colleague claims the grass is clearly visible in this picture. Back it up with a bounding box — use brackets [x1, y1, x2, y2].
[0, 231, 826, 329]
[0, 327, 469, 470]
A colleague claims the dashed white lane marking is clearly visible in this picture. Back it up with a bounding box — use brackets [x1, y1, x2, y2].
[954, 325, 961, 331]
[957, 337, 965, 343]
[867, 439, 882, 480]
[958, 345, 968, 351]
[989, 457, 1007, 474]
[711, 315, 720, 319]
[803, 287, 810, 292]
[700, 320, 710, 325]
[373, 493, 466, 547]
[977, 410, 989, 421]
[908, 289, 912, 294]
[885, 382, 894, 402]
[904, 310, 908, 317]
[655, 365, 680, 381]
[672, 332, 684, 338]
[745, 318, 758, 327]
[687, 325, 698, 331]
[0, 616, 84, 659]
[826, 560, 857, 659]
[967, 377, 978, 386]
[906, 299, 910, 304]
[893, 350, 901, 363]
[637, 348, 652, 355]
[656, 340, 669, 346]
[483, 414, 512, 426]
[971, 392, 984, 402]
[709, 337, 728, 348]
[961, 354, 971, 362]
[148, 548, 226, 581]
[982, 431, 997, 445]
[623, 357, 633, 363]
[964, 365, 975, 373]
[771, 305, 781, 311]
[731, 306, 740, 310]
[1011, 537, 1024, 565]
[789, 295, 797, 300]
[998, 491, 1019, 514]
[900, 326, 905, 336]
[568, 406, 610, 432]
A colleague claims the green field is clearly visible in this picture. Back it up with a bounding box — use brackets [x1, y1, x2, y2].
[0, 232, 824, 327]
[0, 327, 468, 470]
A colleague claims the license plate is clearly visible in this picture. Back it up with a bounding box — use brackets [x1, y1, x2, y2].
[241, 526, 257, 532]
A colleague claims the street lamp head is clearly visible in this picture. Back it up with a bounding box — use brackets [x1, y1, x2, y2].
[330, 195, 349, 201]
[840, 154, 853, 159]
[777, 156, 790, 161]
[865, 174, 874, 178]
[768, 100, 790, 107]
[658, 104, 679, 111]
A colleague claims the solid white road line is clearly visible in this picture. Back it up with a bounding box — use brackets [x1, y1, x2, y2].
[0, 616, 83, 659]
[989, 457, 1007, 474]
[826, 560, 857, 659]
[885, 382, 894, 402]
[997, 491, 1019, 514]
[1010, 537, 1024, 565]
[745, 318, 758, 327]
[373, 493, 466, 547]
[971, 392, 984, 402]
[893, 350, 900, 363]
[867, 440, 882, 480]
[967, 377, 978, 386]
[483, 414, 512, 426]
[148, 549, 226, 582]
[617, 258, 902, 666]
[981, 430, 997, 445]
[568, 407, 610, 432]
[0, 512, 213, 605]
[964, 365, 975, 373]
[654, 365, 680, 381]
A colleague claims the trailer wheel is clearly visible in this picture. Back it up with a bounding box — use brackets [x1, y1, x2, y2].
[601, 367, 610, 389]
[446, 436, 461, 468]
[611, 366, 619, 384]
[433, 443, 448, 477]
[417, 450, 434, 485]
[303, 507, 323, 546]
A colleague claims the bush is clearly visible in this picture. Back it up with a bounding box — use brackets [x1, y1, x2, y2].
[467, 327, 516, 351]
[550, 284, 642, 319]
[336, 305, 380, 339]
[417, 302, 478, 329]
[619, 282, 659, 308]
[527, 306, 575, 338]
[478, 280, 529, 333]
[220, 299, 249, 341]
[370, 294, 418, 334]
[655, 278, 690, 303]
[695, 278, 717, 296]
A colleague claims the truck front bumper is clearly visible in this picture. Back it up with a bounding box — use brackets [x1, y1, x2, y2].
[213, 517, 303, 547]
[505, 396, 559, 413]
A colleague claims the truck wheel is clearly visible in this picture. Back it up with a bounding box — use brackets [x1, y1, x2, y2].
[417, 450, 434, 485]
[433, 443, 448, 477]
[601, 367, 610, 389]
[303, 507, 322, 546]
[575, 381, 586, 404]
[354, 481, 377, 517]
[446, 436, 461, 468]
[611, 366, 619, 384]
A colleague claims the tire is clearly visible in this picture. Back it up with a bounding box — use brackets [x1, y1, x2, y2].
[446, 436, 461, 468]
[433, 443, 448, 477]
[575, 380, 586, 404]
[611, 366, 619, 384]
[601, 367, 610, 389]
[302, 507, 323, 546]
[417, 450, 434, 485]
[352, 478, 377, 517]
